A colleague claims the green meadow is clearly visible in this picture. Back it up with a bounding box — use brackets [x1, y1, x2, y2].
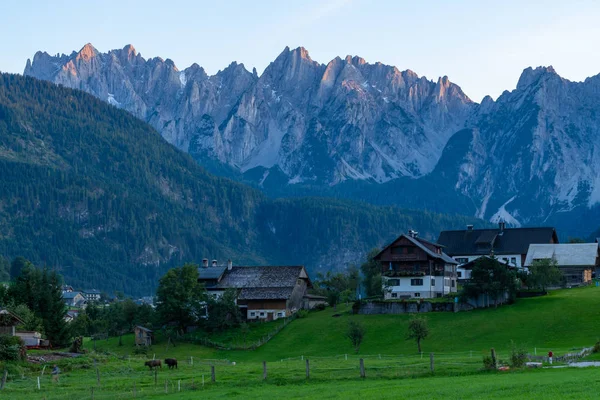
[3, 285, 600, 399]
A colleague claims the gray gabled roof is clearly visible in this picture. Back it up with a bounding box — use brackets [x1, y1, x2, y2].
[524, 243, 599, 267]
[62, 291, 83, 299]
[238, 287, 295, 300]
[197, 265, 227, 280]
[214, 266, 310, 289]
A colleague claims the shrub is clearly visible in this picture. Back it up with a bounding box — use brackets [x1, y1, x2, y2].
[296, 309, 309, 319]
[346, 320, 366, 353]
[510, 342, 528, 368]
[314, 304, 326, 311]
[482, 356, 496, 370]
[593, 341, 600, 353]
[133, 346, 148, 355]
[0, 335, 26, 361]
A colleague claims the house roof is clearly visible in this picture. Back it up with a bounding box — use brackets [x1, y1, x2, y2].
[62, 291, 83, 299]
[214, 266, 311, 290]
[524, 243, 599, 267]
[438, 227, 558, 256]
[135, 325, 152, 333]
[197, 265, 228, 281]
[375, 234, 458, 264]
[238, 287, 295, 300]
[0, 309, 24, 325]
[83, 289, 101, 294]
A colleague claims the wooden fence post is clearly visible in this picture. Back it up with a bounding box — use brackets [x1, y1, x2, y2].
[491, 348, 497, 369]
[37, 376, 40, 390]
[154, 369, 157, 386]
[165, 380, 168, 393]
[178, 380, 181, 392]
[430, 353, 434, 373]
[305, 359, 310, 379]
[95, 361, 100, 386]
[360, 358, 365, 378]
[0, 370, 8, 390]
[263, 361, 267, 380]
[91, 387, 94, 400]
[211, 365, 216, 382]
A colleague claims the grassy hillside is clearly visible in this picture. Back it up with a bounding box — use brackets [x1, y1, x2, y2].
[0, 73, 482, 295]
[3, 287, 600, 399]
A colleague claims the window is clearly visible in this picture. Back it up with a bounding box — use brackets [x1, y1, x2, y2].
[407, 247, 415, 254]
[457, 271, 462, 278]
[259, 312, 265, 317]
[278, 312, 285, 317]
[413, 264, 420, 272]
[391, 246, 403, 254]
[391, 293, 398, 298]
[444, 279, 451, 287]
[456, 258, 468, 264]
[414, 293, 421, 298]
[431, 279, 435, 286]
[388, 279, 400, 286]
[511, 257, 517, 265]
[250, 311, 256, 317]
[451, 280, 455, 287]
[411, 279, 423, 286]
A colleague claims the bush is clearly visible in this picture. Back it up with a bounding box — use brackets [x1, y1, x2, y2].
[510, 342, 528, 368]
[482, 356, 496, 370]
[314, 304, 326, 311]
[593, 341, 600, 353]
[296, 309, 309, 319]
[0, 335, 26, 361]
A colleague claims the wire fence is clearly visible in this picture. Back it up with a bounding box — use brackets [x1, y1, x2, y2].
[0, 346, 595, 399]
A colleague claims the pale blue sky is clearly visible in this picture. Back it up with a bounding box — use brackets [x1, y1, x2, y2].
[1, 0, 599, 101]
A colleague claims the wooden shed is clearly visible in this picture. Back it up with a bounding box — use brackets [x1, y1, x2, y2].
[134, 325, 153, 346]
[0, 309, 24, 336]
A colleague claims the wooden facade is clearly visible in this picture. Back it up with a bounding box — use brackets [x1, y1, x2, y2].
[375, 234, 458, 299]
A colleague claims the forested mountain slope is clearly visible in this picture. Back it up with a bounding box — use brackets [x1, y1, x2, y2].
[0, 73, 482, 295]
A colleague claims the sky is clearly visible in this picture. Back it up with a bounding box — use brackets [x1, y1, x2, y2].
[1, 0, 599, 102]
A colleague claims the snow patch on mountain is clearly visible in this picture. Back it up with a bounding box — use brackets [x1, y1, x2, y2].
[490, 196, 522, 227]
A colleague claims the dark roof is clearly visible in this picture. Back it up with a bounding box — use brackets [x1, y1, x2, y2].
[375, 234, 458, 264]
[62, 292, 83, 299]
[214, 266, 310, 290]
[459, 256, 516, 270]
[303, 294, 327, 300]
[83, 289, 101, 294]
[197, 265, 227, 280]
[0, 309, 24, 325]
[438, 227, 558, 256]
[135, 325, 152, 333]
[238, 287, 295, 300]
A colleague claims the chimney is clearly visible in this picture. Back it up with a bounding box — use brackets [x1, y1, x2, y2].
[227, 259, 233, 270]
[499, 221, 505, 231]
[202, 258, 208, 268]
[408, 229, 419, 238]
[211, 259, 217, 267]
[467, 225, 474, 231]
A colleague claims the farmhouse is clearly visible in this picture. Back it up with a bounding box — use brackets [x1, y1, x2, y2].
[197, 259, 312, 321]
[374, 231, 458, 299]
[438, 223, 558, 275]
[63, 291, 86, 308]
[0, 309, 23, 336]
[81, 289, 101, 302]
[524, 243, 598, 286]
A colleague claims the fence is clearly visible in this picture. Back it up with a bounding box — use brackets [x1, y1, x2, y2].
[0, 346, 595, 399]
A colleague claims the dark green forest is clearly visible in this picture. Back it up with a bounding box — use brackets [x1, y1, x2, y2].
[0, 73, 482, 295]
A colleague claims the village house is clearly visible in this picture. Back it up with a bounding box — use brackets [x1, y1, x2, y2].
[374, 231, 458, 299]
[437, 223, 558, 278]
[81, 289, 101, 302]
[524, 243, 598, 286]
[197, 259, 312, 321]
[63, 291, 86, 308]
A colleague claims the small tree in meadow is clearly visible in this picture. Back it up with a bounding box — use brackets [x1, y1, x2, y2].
[529, 258, 562, 291]
[407, 315, 429, 353]
[347, 320, 366, 353]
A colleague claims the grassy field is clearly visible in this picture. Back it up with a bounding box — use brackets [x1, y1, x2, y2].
[2, 285, 600, 398]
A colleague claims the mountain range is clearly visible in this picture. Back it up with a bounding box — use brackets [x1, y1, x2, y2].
[23, 44, 600, 237]
[0, 73, 480, 295]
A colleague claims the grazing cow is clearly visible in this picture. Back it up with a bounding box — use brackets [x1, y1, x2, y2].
[144, 360, 162, 370]
[164, 358, 178, 369]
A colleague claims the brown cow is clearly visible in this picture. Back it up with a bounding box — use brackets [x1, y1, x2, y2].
[164, 358, 178, 369]
[144, 360, 162, 370]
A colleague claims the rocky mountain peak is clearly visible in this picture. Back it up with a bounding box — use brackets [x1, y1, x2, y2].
[516, 65, 559, 90]
[76, 43, 99, 62]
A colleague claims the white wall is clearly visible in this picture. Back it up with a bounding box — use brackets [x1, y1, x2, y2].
[384, 276, 457, 299]
[454, 254, 522, 268]
[247, 309, 286, 320]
